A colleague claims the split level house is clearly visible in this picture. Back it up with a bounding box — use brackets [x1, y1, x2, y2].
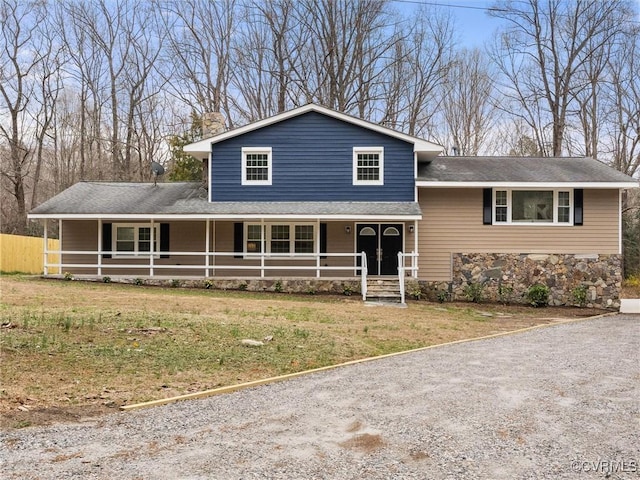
[29, 104, 639, 306]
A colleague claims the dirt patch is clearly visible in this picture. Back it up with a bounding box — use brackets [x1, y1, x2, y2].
[0, 404, 112, 429]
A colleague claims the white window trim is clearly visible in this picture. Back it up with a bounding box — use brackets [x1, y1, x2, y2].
[112, 223, 160, 258]
[244, 222, 317, 258]
[353, 146, 384, 186]
[493, 188, 574, 226]
[241, 147, 272, 186]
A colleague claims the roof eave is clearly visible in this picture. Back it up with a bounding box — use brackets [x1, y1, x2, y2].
[28, 212, 422, 221]
[415, 181, 639, 189]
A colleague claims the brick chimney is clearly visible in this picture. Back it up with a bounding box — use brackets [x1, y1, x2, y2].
[200, 112, 226, 187]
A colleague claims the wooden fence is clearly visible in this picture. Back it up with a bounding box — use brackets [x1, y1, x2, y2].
[0, 234, 60, 274]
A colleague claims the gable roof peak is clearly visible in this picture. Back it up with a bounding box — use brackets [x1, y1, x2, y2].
[184, 103, 443, 159]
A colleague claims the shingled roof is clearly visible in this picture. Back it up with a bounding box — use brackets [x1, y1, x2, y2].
[417, 157, 637, 185]
[29, 182, 422, 218]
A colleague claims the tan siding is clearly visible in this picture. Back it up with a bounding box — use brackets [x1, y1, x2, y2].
[418, 188, 620, 281]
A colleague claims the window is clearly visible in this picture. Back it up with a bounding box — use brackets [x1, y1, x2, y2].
[245, 223, 316, 256]
[493, 190, 572, 225]
[353, 147, 384, 185]
[295, 225, 314, 253]
[246, 225, 263, 253]
[113, 224, 159, 256]
[242, 147, 272, 185]
[270, 225, 290, 254]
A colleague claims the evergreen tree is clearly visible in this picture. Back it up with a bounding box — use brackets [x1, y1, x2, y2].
[167, 113, 203, 182]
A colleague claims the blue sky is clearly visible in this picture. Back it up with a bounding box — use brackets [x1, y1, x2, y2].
[392, 0, 505, 48]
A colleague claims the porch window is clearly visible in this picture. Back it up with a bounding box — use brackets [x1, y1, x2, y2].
[270, 225, 290, 254]
[113, 224, 159, 256]
[493, 189, 572, 224]
[353, 147, 384, 185]
[295, 225, 314, 253]
[246, 224, 262, 253]
[245, 223, 316, 256]
[242, 147, 272, 185]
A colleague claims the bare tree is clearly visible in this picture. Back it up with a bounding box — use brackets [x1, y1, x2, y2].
[436, 48, 496, 155]
[231, 0, 302, 122]
[605, 27, 640, 177]
[0, 0, 51, 234]
[160, 0, 236, 127]
[490, 0, 633, 156]
[293, 0, 393, 115]
[380, 7, 455, 137]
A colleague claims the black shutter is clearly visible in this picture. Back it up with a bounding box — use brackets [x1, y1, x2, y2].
[160, 223, 170, 258]
[574, 189, 583, 226]
[483, 188, 493, 225]
[234, 222, 243, 258]
[320, 223, 327, 259]
[102, 223, 112, 258]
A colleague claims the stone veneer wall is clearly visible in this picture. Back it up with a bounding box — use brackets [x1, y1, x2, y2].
[423, 253, 622, 308]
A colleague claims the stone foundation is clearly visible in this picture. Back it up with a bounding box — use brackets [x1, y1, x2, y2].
[67, 275, 362, 297]
[421, 253, 622, 308]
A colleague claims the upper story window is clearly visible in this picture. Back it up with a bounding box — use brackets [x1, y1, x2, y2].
[113, 224, 159, 257]
[242, 147, 272, 185]
[353, 147, 384, 185]
[493, 189, 573, 225]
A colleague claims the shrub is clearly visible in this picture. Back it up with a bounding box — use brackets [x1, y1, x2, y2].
[463, 282, 484, 303]
[436, 290, 448, 303]
[274, 280, 283, 293]
[342, 284, 353, 296]
[406, 281, 422, 300]
[571, 284, 588, 307]
[238, 282, 248, 291]
[134, 278, 144, 286]
[527, 283, 550, 307]
[203, 279, 213, 289]
[498, 284, 514, 305]
[102, 276, 111, 283]
[63, 272, 73, 281]
[170, 279, 181, 288]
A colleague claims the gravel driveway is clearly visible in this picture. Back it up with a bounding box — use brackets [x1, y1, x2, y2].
[2, 315, 639, 479]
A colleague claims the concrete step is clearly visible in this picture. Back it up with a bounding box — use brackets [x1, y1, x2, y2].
[365, 278, 401, 303]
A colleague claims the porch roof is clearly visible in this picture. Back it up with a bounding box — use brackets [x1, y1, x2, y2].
[29, 182, 422, 220]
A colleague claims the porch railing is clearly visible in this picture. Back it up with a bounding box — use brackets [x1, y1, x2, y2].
[43, 249, 369, 279]
[398, 251, 419, 304]
[360, 251, 367, 301]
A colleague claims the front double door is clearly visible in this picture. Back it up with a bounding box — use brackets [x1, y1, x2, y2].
[356, 224, 403, 276]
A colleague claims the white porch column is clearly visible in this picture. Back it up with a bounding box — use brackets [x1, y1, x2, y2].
[212, 220, 216, 277]
[316, 218, 321, 278]
[413, 219, 419, 278]
[149, 219, 155, 277]
[58, 219, 63, 274]
[260, 218, 265, 278]
[205, 219, 210, 278]
[43, 219, 48, 276]
[97, 219, 103, 276]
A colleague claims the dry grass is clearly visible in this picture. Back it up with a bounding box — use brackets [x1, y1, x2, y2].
[0, 275, 605, 428]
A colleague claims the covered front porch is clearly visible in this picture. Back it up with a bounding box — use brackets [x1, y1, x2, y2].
[38, 217, 419, 304]
[40, 218, 419, 280]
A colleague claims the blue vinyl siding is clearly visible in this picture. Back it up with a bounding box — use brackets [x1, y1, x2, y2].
[210, 111, 415, 201]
